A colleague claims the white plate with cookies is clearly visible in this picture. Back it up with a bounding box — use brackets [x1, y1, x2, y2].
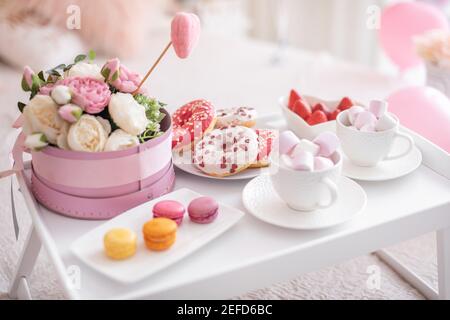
[173, 125, 277, 180]
[173, 146, 272, 180]
[70, 188, 245, 284]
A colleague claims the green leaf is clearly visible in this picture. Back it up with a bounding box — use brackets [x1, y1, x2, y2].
[74, 54, 86, 63]
[17, 101, 26, 113]
[46, 69, 61, 77]
[37, 71, 46, 82]
[21, 77, 30, 92]
[134, 94, 167, 143]
[88, 49, 96, 62]
[63, 63, 74, 72]
[101, 67, 111, 80]
[111, 70, 119, 82]
[54, 64, 66, 70]
[39, 133, 48, 143]
[71, 107, 83, 120]
[31, 74, 42, 92]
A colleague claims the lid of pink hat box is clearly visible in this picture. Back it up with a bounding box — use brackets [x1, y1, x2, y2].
[70, 188, 244, 284]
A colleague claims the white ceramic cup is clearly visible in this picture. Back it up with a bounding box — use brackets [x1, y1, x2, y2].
[270, 151, 342, 212]
[336, 111, 414, 167]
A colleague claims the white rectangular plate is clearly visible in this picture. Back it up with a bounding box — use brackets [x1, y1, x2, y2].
[70, 188, 245, 284]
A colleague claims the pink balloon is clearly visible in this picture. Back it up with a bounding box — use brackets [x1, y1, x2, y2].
[171, 12, 201, 59]
[380, 2, 448, 71]
[387, 86, 450, 153]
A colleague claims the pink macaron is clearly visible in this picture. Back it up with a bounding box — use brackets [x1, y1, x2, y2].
[152, 200, 185, 225]
[188, 196, 219, 224]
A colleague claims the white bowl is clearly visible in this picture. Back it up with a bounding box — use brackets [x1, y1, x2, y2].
[279, 95, 338, 140]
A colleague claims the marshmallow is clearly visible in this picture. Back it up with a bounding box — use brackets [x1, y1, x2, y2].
[290, 150, 314, 171]
[375, 113, 396, 131]
[354, 111, 377, 130]
[313, 131, 340, 157]
[279, 131, 300, 155]
[280, 154, 294, 168]
[314, 156, 334, 171]
[347, 105, 365, 125]
[369, 100, 388, 119]
[360, 124, 376, 132]
[291, 139, 320, 157]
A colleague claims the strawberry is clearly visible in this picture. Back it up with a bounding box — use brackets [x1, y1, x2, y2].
[307, 110, 328, 126]
[312, 103, 327, 113]
[288, 89, 301, 110]
[328, 109, 341, 121]
[337, 97, 354, 111]
[292, 99, 312, 120]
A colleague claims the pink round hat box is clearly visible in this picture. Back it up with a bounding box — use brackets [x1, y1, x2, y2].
[30, 109, 175, 220]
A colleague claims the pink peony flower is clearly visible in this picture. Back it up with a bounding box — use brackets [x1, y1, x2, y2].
[101, 58, 120, 81]
[22, 66, 34, 91]
[39, 83, 55, 95]
[58, 104, 83, 123]
[58, 77, 111, 114]
[101, 58, 143, 93]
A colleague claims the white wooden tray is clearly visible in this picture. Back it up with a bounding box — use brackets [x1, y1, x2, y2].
[12, 113, 450, 300]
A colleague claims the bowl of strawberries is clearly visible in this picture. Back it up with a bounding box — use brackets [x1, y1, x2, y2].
[279, 89, 358, 139]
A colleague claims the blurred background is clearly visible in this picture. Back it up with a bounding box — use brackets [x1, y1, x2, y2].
[1, 0, 449, 150]
[1, 0, 449, 71]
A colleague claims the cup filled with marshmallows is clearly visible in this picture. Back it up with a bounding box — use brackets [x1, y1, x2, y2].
[336, 100, 415, 167]
[270, 130, 342, 212]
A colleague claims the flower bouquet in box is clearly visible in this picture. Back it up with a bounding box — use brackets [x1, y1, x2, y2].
[9, 12, 201, 220]
[20, 51, 167, 153]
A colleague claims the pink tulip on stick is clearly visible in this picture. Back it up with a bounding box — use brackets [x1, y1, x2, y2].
[171, 12, 201, 59]
[132, 12, 201, 95]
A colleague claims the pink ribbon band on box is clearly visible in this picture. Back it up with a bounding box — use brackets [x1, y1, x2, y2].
[31, 134, 172, 189]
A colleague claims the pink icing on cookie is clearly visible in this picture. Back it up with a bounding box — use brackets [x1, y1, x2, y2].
[172, 99, 215, 149]
[255, 129, 277, 163]
[194, 126, 258, 176]
[215, 107, 257, 128]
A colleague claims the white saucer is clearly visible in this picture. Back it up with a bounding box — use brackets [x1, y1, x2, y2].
[242, 175, 367, 230]
[342, 146, 422, 181]
[173, 147, 274, 180]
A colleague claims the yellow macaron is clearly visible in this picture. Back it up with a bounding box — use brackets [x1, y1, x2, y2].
[142, 218, 177, 251]
[103, 228, 137, 260]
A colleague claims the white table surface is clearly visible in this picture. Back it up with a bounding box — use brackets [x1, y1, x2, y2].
[7, 32, 450, 299]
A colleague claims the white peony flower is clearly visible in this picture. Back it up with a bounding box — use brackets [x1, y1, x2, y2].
[96, 116, 112, 135]
[22, 95, 66, 144]
[67, 114, 108, 152]
[51, 85, 72, 105]
[56, 122, 70, 150]
[67, 62, 104, 80]
[25, 133, 48, 151]
[109, 93, 149, 135]
[104, 129, 140, 151]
